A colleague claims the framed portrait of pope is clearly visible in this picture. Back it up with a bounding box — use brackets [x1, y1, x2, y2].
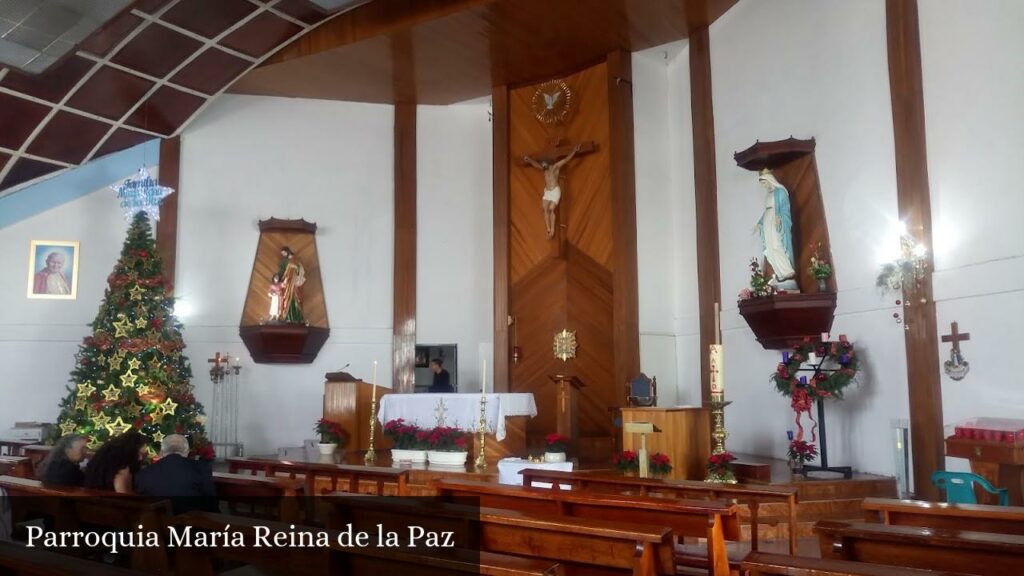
[27, 240, 79, 299]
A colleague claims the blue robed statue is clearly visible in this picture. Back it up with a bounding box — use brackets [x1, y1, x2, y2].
[756, 169, 799, 292]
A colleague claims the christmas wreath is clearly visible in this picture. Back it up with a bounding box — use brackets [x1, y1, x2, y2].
[771, 336, 859, 442]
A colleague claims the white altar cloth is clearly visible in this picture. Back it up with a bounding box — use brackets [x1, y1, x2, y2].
[497, 458, 574, 487]
[377, 393, 537, 441]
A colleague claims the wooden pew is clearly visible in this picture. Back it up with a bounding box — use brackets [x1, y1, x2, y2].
[19, 445, 51, 469]
[227, 456, 410, 496]
[212, 471, 304, 523]
[0, 541, 147, 576]
[519, 468, 800, 555]
[328, 494, 676, 576]
[0, 476, 172, 574]
[0, 439, 34, 457]
[433, 478, 737, 576]
[815, 519, 1024, 575]
[863, 497, 1024, 536]
[742, 551, 974, 576]
[0, 456, 33, 478]
[171, 511, 565, 576]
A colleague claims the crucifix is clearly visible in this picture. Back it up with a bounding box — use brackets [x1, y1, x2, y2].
[520, 137, 597, 239]
[208, 352, 229, 383]
[941, 321, 971, 381]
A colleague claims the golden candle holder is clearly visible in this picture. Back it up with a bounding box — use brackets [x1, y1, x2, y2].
[474, 393, 488, 472]
[364, 396, 378, 466]
[705, 391, 736, 483]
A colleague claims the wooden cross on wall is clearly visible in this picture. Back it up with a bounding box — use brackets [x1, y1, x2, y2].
[518, 137, 597, 247]
[941, 322, 970, 352]
[519, 137, 597, 167]
[208, 352, 228, 369]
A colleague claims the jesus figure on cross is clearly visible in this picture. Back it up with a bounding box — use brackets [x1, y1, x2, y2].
[523, 144, 582, 239]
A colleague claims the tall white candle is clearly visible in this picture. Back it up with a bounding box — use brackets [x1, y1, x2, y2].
[372, 360, 378, 401]
[709, 344, 724, 394]
[482, 359, 487, 394]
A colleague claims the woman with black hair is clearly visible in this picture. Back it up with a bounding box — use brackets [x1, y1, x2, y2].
[37, 434, 88, 486]
[83, 432, 147, 493]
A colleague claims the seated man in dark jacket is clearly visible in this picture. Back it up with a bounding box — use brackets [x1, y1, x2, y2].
[134, 434, 217, 514]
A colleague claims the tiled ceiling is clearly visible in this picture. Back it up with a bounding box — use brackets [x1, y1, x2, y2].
[0, 0, 368, 196]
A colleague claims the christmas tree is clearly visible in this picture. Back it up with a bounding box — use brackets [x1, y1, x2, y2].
[53, 212, 212, 459]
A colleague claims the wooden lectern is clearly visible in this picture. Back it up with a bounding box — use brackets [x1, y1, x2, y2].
[323, 371, 392, 451]
[621, 407, 711, 480]
[549, 375, 584, 451]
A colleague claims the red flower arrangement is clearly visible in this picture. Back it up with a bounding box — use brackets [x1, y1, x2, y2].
[706, 451, 736, 477]
[788, 440, 818, 466]
[612, 450, 640, 473]
[383, 418, 426, 450]
[426, 426, 470, 452]
[314, 418, 348, 446]
[544, 433, 570, 453]
[649, 452, 672, 475]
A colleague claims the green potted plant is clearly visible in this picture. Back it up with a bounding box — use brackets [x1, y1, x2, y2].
[425, 426, 470, 467]
[612, 450, 640, 475]
[705, 451, 737, 483]
[544, 433, 570, 463]
[649, 452, 672, 477]
[314, 418, 347, 455]
[384, 418, 427, 463]
[808, 243, 833, 293]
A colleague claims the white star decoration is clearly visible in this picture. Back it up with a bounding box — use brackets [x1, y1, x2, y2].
[112, 167, 173, 222]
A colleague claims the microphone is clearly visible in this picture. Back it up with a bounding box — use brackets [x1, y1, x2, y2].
[338, 363, 350, 372]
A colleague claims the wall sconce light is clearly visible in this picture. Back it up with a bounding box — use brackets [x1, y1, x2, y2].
[209, 352, 242, 384]
[509, 315, 521, 364]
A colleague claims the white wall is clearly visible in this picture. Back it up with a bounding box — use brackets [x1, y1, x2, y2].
[919, 0, 1024, 469]
[0, 185, 131, 434]
[710, 0, 908, 475]
[177, 94, 395, 455]
[416, 103, 493, 392]
[632, 43, 701, 408]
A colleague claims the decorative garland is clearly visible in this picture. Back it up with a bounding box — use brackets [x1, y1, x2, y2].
[770, 337, 859, 442]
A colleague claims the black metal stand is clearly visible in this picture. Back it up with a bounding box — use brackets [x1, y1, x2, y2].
[802, 398, 853, 479]
[796, 350, 853, 479]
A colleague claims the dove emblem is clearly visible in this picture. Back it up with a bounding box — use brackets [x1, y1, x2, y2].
[543, 91, 561, 110]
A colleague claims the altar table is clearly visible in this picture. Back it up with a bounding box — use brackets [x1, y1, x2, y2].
[377, 393, 537, 441]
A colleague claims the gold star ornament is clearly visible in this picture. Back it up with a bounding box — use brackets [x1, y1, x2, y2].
[127, 357, 141, 371]
[59, 420, 78, 436]
[92, 413, 111, 430]
[76, 381, 97, 398]
[113, 315, 132, 338]
[120, 370, 138, 387]
[105, 416, 133, 436]
[129, 284, 145, 301]
[157, 398, 178, 417]
[101, 385, 121, 402]
[151, 430, 166, 443]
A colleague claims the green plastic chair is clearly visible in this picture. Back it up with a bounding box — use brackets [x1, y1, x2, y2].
[931, 471, 1009, 506]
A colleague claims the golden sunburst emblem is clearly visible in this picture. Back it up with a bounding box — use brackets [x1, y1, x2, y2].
[553, 329, 578, 361]
[531, 79, 573, 125]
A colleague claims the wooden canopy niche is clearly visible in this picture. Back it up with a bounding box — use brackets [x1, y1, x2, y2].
[734, 138, 837, 349]
[239, 218, 329, 363]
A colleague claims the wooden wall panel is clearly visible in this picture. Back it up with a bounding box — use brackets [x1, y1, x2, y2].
[772, 155, 838, 293]
[156, 136, 179, 291]
[690, 26, 720, 404]
[607, 49, 640, 389]
[241, 231, 327, 328]
[509, 63, 612, 282]
[886, 0, 942, 500]
[493, 85, 511, 392]
[507, 60, 633, 460]
[393, 103, 417, 392]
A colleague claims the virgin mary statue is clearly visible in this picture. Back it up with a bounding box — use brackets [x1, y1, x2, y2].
[756, 169, 799, 292]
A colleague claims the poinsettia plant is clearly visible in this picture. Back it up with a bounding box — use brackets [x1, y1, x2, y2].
[383, 418, 425, 450]
[649, 452, 672, 475]
[544, 433, 569, 453]
[706, 451, 736, 477]
[612, 450, 640, 473]
[788, 440, 818, 466]
[314, 418, 348, 446]
[426, 426, 470, 452]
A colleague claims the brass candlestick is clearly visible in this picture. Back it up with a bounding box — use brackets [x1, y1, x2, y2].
[705, 391, 736, 483]
[364, 396, 378, 466]
[474, 393, 488, 472]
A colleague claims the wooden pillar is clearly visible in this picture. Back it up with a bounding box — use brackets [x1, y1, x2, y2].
[393, 103, 417, 393]
[689, 27, 721, 405]
[156, 136, 180, 292]
[886, 0, 942, 500]
[607, 50, 641, 387]
[492, 85, 511, 392]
